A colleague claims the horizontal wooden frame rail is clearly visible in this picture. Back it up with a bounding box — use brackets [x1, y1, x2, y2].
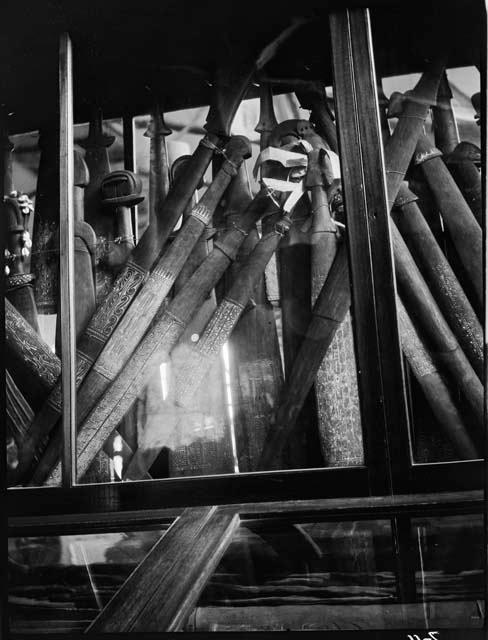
[8, 489, 483, 538]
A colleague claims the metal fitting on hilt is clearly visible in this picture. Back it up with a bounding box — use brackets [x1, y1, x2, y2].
[100, 170, 145, 208]
[274, 214, 293, 236]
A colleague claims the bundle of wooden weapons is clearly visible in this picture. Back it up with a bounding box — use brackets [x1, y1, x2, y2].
[4, 46, 483, 485]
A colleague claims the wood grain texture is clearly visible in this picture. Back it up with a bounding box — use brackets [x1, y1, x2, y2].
[59, 32, 76, 487]
[87, 506, 215, 631]
[88, 506, 239, 632]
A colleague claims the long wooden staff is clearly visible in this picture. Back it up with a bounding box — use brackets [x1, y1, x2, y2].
[431, 71, 460, 155]
[445, 141, 482, 226]
[392, 182, 483, 378]
[20, 137, 251, 481]
[41, 191, 276, 484]
[413, 134, 482, 307]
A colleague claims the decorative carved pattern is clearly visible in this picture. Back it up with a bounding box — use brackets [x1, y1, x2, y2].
[85, 261, 147, 343]
[74, 311, 187, 478]
[175, 299, 244, 406]
[5, 302, 61, 389]
[197, 298, 244, 357]
[190, 203, 212, 225]
[6, 273, 35, 290]
[46, 383, 62, 413]
[31, 219, 59, 314]
[75, 351, 95, 388]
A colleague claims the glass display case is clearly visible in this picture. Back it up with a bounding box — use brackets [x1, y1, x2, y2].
[3, 0, 485, 636]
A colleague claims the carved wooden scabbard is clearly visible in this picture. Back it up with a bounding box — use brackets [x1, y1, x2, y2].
[174, 215, 291, 408]
[393, 182, 483, 379]
[414, 135, 482, 307]
[431, 71, 460, 156]
[258, 240, 351, 470]
[396, 298, 478, 459]
[445, 142, 482, 226]
[31, 129, 59, 315]
[46, 191, 275, 483]
[308, 150, 362, 468]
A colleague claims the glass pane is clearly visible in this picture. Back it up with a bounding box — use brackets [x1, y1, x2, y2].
[380, 63, 483, 464]
[8, 528, 167, 633]
[186, 515, 484, 632]
[5, 117, 64, 487]
[188, 519, 401, 631]
[371, 0, 484, 467]
[410, 514, 484, 626]
[73, 84, 366, 484]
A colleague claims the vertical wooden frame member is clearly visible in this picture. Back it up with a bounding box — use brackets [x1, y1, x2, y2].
[122, 113, 138, 244]
[330, 9, 410, 494]
[59, 33, 76, 487]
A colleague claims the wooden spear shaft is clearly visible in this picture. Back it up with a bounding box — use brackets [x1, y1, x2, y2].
[413, 135, 483, 307]
[37, 192, 275, 484]
[392, 182, 483, 379]
[22, 137, 251, 482]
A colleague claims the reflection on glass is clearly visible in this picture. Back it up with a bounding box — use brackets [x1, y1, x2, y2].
[8, 529, 166, 633]
[382, 66, 483, 464]
[188, 519, 397, 631]
[412, 515, 484, 604]
[76, 94, 364, 484]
